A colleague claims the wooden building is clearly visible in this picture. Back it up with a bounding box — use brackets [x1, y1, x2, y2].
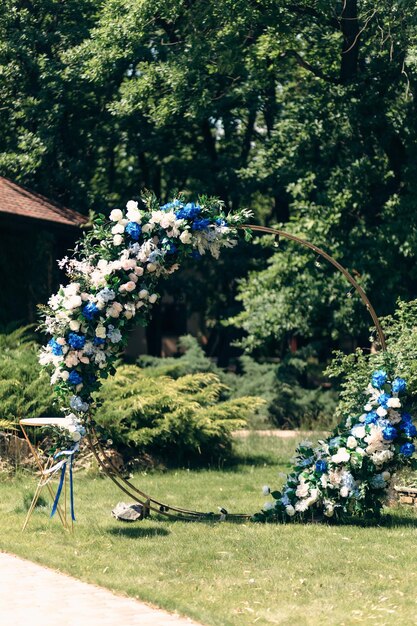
[0, 177, 87, 327]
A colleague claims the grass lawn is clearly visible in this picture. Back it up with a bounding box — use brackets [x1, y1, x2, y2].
[1, 434, 416, 626]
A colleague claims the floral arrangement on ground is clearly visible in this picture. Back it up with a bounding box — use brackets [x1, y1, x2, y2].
[257, 370, 417, 521]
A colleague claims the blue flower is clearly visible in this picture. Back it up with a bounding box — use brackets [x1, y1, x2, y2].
[382, 426, 398, 440]
[82, 303, 100, 320]
[315, 460, 327, 473]
[125, 222, 142, 241]
[69, 395, 89, 413]
[191, 218, 210, 231]
[216, 218, 227, 226]
[48, 338, 63, 356]
[176, 202, 201, 220]
[364, 411, 378, 424]
[161, 199, 183, 211]
[93, 337, 105, 346]
[401, 412, 413, 424]
[372, 370, 387, 389]
[392, 377, 406, 393]
[68, 370, 83, 386]
[67, 332, 86, 350]
[403, 424, 417, 438]
[400, 443, 415, 457]
[370, 474, 386, 489]
[378, 393, 391, 408]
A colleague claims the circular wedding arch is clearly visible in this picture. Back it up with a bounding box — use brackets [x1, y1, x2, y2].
[84, 223, 387, 522]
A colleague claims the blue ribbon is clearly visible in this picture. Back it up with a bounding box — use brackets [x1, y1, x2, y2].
[50, 450, 76, 522]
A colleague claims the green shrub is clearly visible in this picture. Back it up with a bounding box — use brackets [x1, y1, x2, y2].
[139, 336, 337, 429]
[0, 327, 57, 424]
[95, 366, 263, 466]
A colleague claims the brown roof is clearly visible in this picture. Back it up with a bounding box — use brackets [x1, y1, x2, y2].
[0, 176, 88, 227]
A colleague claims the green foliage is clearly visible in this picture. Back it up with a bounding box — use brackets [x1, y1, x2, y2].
[140, 335, 337, 428]
[95, 365, 263, 465]
[2, 1, 417, 353]
[326, 299, 417, 421]
[0, 328, 57, 423]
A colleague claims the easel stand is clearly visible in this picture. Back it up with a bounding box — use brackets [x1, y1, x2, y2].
[20, 418, 74, 532]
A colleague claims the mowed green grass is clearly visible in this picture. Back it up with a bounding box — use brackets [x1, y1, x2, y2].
[1, 434, 416, 626]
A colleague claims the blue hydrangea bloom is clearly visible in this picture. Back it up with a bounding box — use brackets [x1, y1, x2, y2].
[161, 200, 183, 211]
[401, 412, 413, 424]
[48, 338, 63, 356]
[378, 393, 391, 408]
[364, 411, 378, 424]
[82, 303, 100, 320]
[400, 443, 415, 457]
[191, 218, 210, 231]
[125, 221, 142, 241]
[176, 202, 201, 220]
[370, 474, 386, 489]
[215, 218, 228, 226]
[391, 377, 406, 393]
[382, 426, 398, 440]
[372, 370, 387, 389]
[68, 370, 83, 386]
[403, 424, 417, 438]
[93, 337, 105, 346]
[67, 332, 86, 350]
[315, 460, 327, 473]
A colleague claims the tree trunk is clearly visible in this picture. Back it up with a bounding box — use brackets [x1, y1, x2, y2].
[340, 0, 360, 83]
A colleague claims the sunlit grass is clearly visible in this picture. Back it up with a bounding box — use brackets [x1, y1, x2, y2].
[1, 434, 416, 626]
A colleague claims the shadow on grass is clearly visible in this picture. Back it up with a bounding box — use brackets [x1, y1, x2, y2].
[107, 525, 170, 538]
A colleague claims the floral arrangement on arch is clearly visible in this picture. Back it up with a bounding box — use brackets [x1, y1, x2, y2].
[39, 195, 252, 444]
[258, 370, 417, 521]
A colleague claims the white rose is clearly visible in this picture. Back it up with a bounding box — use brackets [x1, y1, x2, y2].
[113, 234, 123, 246]
[126, 208, 141, 223]
[110, 209, 124, 222]
[111, 223, 125, 235]
[149, 294, 158, 304]
[262, 485, 270, 496]
[136, 301, 144, 309]
[69, 320, 80, 331]
[72, 431, 82, 442]
[147, 263, 157, 272]
[121, 259, 136, 271]
[95, 325, 107, 339]
[139, 289, 149, 299]
[351, 425, 366, 439]
[65, 295, 82, 310]
[285, 505, 296, 517]
[107, 302, 123, 318]
[331, 447, 350, 464]
[61, 370, 69, 381]
[124, 281, 136, 292]
[364, 403, 373, 412]
[263, 501, 274, 511]
[382, 471, 391, 481]
[180, 230, 193, 244]
[126, 200, 138, 211]
[387, 397, 401, 408]
[376, 406, 387, 417]
[142, 223, 153, 234]
[346, 436, 357, 449]
[324, 506, 334, 518]
[340, 486, 349, 498]
[128, 273, 138, 283]
[134, 266, 144, 276]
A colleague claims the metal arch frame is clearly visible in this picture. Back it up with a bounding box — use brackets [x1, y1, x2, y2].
[86, 224, 386, 522]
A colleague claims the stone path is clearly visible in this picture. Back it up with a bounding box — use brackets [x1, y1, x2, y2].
[0, 552, 202, 626]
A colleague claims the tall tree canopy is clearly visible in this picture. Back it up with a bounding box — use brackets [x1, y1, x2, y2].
[1, 0, 417, 354]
